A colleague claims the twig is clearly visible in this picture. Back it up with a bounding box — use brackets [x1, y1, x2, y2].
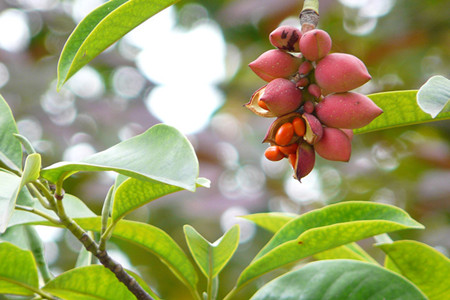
[300, 0, 320, 33]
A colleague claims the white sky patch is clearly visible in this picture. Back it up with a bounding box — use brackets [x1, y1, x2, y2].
[145, 84, 224, 134]
[0, 9, 30, 52]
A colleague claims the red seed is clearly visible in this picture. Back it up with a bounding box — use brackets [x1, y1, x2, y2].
[275, 122, 294, 146]
[258, 100, 269, 110]
[279, 143, 298, 156]
[292, 117, 306, 137]
[264, 146, 284, 161]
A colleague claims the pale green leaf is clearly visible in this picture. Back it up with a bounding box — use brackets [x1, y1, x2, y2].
[0, 94, 22, 172]
[42, 265, 137, 299]
[21, 153, 41, 186]
[355, 90, 450, 134]
[417, 75, 450, 118]
[41, 124, 200, 191]
[240, 212, 297, 233]
[250, 260, 426, 300]
[58, 0, 181, 88]
[184, 224, 239, 279]
[378, 240, 450, 300]
[0, 242, 39, 296]
[313, 243, 378, 264]
[236, 201, 423, 288]
[0, 172, 22, 233]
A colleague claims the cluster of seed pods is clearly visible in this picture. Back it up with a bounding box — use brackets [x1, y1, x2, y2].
[246, 25, 383, 182]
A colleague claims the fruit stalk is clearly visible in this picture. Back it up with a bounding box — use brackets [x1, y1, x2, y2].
[300, 0, 320, 33]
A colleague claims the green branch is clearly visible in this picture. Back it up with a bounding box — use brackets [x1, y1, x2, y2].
[300, 0, 320, 33]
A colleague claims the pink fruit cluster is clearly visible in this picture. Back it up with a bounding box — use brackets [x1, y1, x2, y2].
[246, 25, 383, 181]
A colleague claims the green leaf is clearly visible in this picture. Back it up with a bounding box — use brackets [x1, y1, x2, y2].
[184, 225, 240, 279]
[8, 193, 96, 227]
[73, 218, 198, 293]
[14, 133, 36, 154]
[417, 75, 450, 118]
[313, 243, 378, 264]
[242, 212, 377, 264]
[41, 124, 200, 191]
[113, 176, 182, 222]
[377, 240, 450, 300]
[236, 201, 423, 288]
[240, 212, 297, 233]
[250, 259, 427, 300]
[126, 269, 161, 300]
[0, 242, 39, 296]
[0, 172, 22, 233]
[57, 0, 181, 89]
[21, 153, 41, 185]
[42, 265, 137, 299]
[355, 90, 450, 134]
[0, 94, 22, 172]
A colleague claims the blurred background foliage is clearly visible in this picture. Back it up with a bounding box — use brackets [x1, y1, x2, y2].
[0, 0, 449, 299]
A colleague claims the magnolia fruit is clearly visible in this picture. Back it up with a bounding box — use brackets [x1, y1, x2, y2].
[298, 61, 313, 76]
[315, 92, 383, 129]
[315, 53, 371, 93]
[315, 127, 352, 161]
[299, 29, 332, 62]
[260, 78, 303, 116]
[302, 113, 323, 145]
[249, 49, 302, 82]
[293, 142, 315, 181]
[269, 26, 302, 52]
[307, 84, 321, 99]
[263, 112, 302, 146]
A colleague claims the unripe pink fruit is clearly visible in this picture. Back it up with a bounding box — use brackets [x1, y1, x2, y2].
[307, 84, 321, 99]
[315, 92, 383, 129]
[249, 49, 302, 82]
[298, 61, 313, 76]
[315, 127, 352, 162]
[269, 26, 302, 52]
[303, 101, 315, 114]
[299, 29, 332, 62]
[260, 78, 303, 116]
[315, 53, 371, 93]
[293, 141, 315, 181]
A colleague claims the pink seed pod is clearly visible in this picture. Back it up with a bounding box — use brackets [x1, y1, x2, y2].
[269, 26, 302, 52]
[315, 53, 371, 93]
[249, 49, 302, 82]
[245, 85, 277, 118]
[299, 29, 332, 62]
[303, 101, 315, 114]
[341, 129, 354, 141]
[315, 92, 383, 129]
[315, 127, 352, 162]
[293, 141, 316, 182]
[260, 78, 303, 116]
[298, 61, 314, 76]
[302, 113, 323, 145]
[307, 83, 322, 99]
[296, 77, 309, 88]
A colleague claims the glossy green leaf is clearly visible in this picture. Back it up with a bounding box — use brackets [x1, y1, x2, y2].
[355, 90, 450, 134]
[313, 243, 378, 264]
[14, 133, 36, 155]
[0, 242, 39, 296]
[184, 224, 239, 279]
[43, 265, 137, 299]
[8, 193, 96, 227]
[236, 201, 423, 288]
[243, 212, 377, 264]
[378, 240, 450, 300]
[57, 0, 181, 89]
[0, 94, 22, 172]
[417, 75, 450, 118]
[240, 212, 296, 233]
[250, 260, 426, 300]
[113, 175, 210, 223]
[41, 124, 200, 191]
[66, 218, 198, 293]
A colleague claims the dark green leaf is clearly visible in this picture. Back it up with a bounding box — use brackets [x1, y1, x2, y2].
[0, 94, 22, 172]
[378, 240, 450, 300]
[236, 201, 423, 288]
[57, 0, 181, 88]
[0, 242, 39, 296]
[184, 225, 239, 279]
[355, 90, 450, 134]
[250, 260, 426, 300]
[417, 75, 450, 118]
[41, 124, 200, 191]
